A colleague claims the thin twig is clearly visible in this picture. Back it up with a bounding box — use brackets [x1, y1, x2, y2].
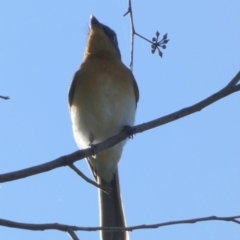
[69, 164, 110, 193]
[0, 72, 239, 183]
[123, 0, 135, 71]
[226, 71, 240, 87]
[135, 32, 153, 44]
[0, 150, 91, 183]
[0, 95, 10, 100]
[124, 0, 169, 66]
[67, 228, 80, 240]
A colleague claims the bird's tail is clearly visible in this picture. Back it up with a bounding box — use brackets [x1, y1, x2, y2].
[98, 169, 128, 240]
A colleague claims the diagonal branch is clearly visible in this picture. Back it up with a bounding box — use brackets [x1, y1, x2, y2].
[135, 72, 240, 133]
[67, 228, 80, 240]
[0, 72, 239, 184]
[69, 164, 110, 193]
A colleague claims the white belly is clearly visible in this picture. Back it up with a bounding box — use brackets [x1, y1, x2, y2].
[70, 77, 136, 182]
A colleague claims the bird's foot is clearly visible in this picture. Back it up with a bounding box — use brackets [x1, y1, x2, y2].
[123, 125, 135, 139]
[88, 143, 98, 158]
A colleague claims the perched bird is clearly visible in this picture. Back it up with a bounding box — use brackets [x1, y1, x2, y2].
[68, 15, 139, 240]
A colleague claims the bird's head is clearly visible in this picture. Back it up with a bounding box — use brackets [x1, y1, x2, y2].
[84, 15, 121, 59]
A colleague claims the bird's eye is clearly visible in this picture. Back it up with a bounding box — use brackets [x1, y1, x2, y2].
[111, 35, 116, 43]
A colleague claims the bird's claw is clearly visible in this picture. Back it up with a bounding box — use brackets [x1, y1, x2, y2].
[123, 125, 135, 139]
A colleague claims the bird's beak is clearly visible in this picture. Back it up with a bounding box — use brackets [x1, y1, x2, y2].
[90, 15, 100, 29]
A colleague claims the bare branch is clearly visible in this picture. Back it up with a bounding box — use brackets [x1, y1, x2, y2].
[67, 228, 80, 240]
[0, 95, 10, 100]
[69, 164, 111, 193]
[0, 215, 239, 233]
[0, 149, 91, 183]
[135, 32, 152, 44]
[124, 0, 169, 66]
[134, 72, 240, 133]
[0, 72, 239, 183]
[123, 0, 135, 70]
[126, 215, 240, 231]
[226, 71, 240, 87]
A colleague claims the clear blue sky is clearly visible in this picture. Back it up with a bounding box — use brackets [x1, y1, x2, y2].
[1, 1, 240, 240]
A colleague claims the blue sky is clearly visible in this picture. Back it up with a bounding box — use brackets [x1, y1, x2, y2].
[1, 1, 240, 240]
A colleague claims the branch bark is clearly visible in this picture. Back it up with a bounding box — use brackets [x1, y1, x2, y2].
[123, 0, 135, 70]
[0, 95, 10, 100]
[67, 228, 80, 240]
[0, 215, 239, 233]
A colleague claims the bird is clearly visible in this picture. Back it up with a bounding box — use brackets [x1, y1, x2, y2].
[68, 15, 139, 240]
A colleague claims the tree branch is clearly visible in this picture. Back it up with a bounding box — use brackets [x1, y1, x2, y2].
[0, 95, 10, 100]
[123, 0, 135, 71]
[0, 71, 239, 184]
[69, 164, 110, 193]
[0, 215, 239, 233]
[67, 228, 80, 240]
[123, 0, 169, 68]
